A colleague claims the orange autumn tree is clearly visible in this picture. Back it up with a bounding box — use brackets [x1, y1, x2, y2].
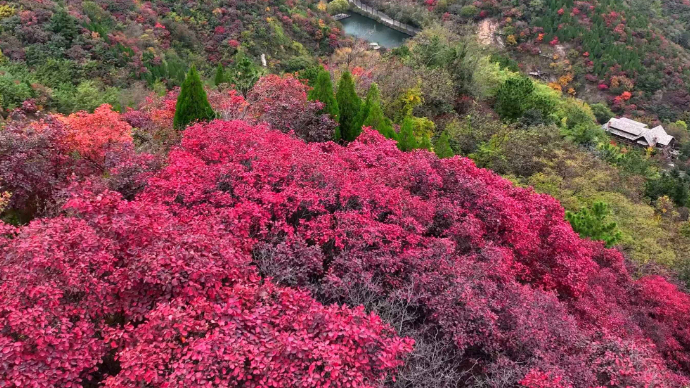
[59, 104, 133, 164]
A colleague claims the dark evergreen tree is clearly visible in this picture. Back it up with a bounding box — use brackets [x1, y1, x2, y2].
[173, 65, 215, 130]
[358, 83, 395, 138]
[357, 83, 379, 129]
[308, 69, 340, 141]
[434, 131, 454, 158]
[397, 117, 418, 151]
[495, 76, 535, 122]
[214, 63, 226, 87]
[336, 71, 362, 142]
[308, 70, 339, 119]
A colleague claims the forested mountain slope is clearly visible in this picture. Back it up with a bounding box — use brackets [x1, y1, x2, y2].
[365, 0, 690, 122]
[0, 0, 342, 113]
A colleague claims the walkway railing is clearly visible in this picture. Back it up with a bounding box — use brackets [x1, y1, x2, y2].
[347, 0, 420, 36]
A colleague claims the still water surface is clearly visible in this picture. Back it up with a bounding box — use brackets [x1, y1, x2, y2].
[339, 13, 409, 48]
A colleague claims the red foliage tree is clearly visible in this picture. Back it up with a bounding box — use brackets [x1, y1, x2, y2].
[0, 117, 73, 219]
[59, 104, 134, 166]
[247, 74, 336, 141]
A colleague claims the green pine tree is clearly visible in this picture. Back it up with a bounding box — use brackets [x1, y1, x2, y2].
[308, 69, 340, 141]
[419, 133, 432, 150]
[397, 117, 418, 151]
[214, 63, 226, 87]
[565, 202, 622, 248]
[173, 65, 215, 130]
[362, 105, 395, 139]
[434, 131, 454, 158]
[228, 52, 262, 97]
[494, 76, 535, 122]
[359, 83, 395, 138]
[336, 71, 362, 142]
[357, 83, 379, 128]
[308, 70, 339, 119]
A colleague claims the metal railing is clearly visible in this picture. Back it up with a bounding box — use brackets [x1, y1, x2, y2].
[347, 0, 419, 36]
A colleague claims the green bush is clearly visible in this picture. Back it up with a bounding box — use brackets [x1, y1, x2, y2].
[50, 81, 119, 114]
[459, 5, 479, 18]
[566, 202, 622, 247]
[299, 65, 323, 87]
[645, 169, 690, 207]
[0, 72, 32, 111]
[280, 55, 315, 73]
[327, 0, 350, 15]
[36, 59, 80, 88]
[590, 102, 614, 124]
[434, 131, 454, 158]
[559, 98, 597, 129]
[489, 53, 519, 72]
[565, 123, 604, 146]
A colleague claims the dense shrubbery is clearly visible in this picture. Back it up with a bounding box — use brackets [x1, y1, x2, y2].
[3, 118, 690, 386]
[0, 73, 340, 224]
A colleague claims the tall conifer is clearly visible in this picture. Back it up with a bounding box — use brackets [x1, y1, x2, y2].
[357, 83, 380, 128]
[173, 65, 215, 130]
[434, 131, 454, 158]
[397, 117, 418, 151]
[308, 70, 339, 120]
[214, 63, 226, 86]
[228, 52, 262, 97]
[360, 83, 394, 138]
[336, 71, 362, 142]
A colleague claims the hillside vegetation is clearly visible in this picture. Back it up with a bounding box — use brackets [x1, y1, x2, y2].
[3, 0, 690, 387]
[3, 105, 690, 386]
[0, 0, 341, 113]
[363, 0, 690, 122]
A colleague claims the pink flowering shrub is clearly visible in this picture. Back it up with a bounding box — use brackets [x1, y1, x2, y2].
[247, 74, 336, 141]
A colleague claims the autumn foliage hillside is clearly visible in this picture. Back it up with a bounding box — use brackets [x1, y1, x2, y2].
[2, 111, 690, 386]
[372, 0, 690, 121]
[0, 0, 344, 114]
